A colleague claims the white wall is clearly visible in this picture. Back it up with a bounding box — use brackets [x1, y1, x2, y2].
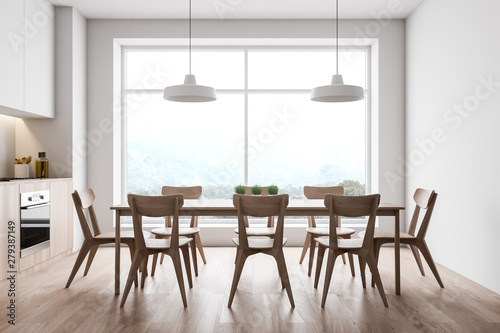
[71, 8, 87, 251]
[406, 0, 500, 293]
[0, 115, 16, 177]
[86, 19, 406, 235]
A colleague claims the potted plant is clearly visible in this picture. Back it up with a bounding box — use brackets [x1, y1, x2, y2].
[234, 184, 246, 195]
[267, 184, 279, 195]
[250, 184, 263, 195]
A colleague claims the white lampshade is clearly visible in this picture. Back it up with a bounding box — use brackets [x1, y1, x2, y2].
[164, 74, 217, 103]
[311, 74, 364, 102]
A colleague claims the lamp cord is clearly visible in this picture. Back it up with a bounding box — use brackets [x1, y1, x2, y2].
[336, 0, 339, 75]
[189, 0, 192, 75]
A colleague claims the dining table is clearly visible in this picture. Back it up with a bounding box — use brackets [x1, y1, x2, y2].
[110, 198, 404, 296]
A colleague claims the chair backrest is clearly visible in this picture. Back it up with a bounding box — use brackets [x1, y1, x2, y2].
[162, 186, 202, 227]
[324, 194, 380, 250]
[72, 188, 102, 240]
[233, 194, 289, 249]
[128, 194, 184, 250]
[244, 186, 270, 196]
[304, 186, 344, 199]
[408, 188, 438, 240]
[304, 186, 344, 228]
[162, 186, 202, 199]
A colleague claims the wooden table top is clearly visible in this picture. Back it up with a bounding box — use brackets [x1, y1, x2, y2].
[111, 199, 404, 215]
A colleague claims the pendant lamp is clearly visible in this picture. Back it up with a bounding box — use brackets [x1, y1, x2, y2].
[311, 0, 364, 102]
[164, 0, 216, 102]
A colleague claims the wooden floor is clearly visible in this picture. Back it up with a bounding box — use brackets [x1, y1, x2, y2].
[1, 246, 500, 333]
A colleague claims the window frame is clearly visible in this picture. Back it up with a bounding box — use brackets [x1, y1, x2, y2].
[117, 40, 373, 227]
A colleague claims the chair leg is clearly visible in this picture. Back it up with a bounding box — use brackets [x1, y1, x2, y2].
[341, 253, 347, 265]
[171, 251, 188, 308]
[181, 245, 193, 288]
[410, 244, 425, 276]
[342, 234, 356, 276]
[65, 242, 91, 288]
[194, 233, 207, 265]
[371, 239, 382, 288]
[308, 235, 317, 277]
[190, 238, 198, 277]
[160, 253, 165, 265]
[314, 244, 327, 288]
[228, 248, 247, 308]
[299, 233, 311, 264]
[418, 241, 444, 288]
[365, 253, 388, 307]
[321, 249, 338, 308]
[276, 251, 295, 307]
[126, 242, 139, 288]
[359, 255, 367, 288]
[83, 245, 99, 276]
[141, 256, 149, 288]
[120, 250, 143, 308]
[151, 254, 158, 277]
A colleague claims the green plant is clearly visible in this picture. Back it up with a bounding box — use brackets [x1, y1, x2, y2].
[250, 184, 263, 195]
[234, 184, 246, 195]
[267, 184, 279, 195]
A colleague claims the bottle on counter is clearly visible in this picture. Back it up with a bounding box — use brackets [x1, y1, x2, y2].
[36, 152, 49, 178]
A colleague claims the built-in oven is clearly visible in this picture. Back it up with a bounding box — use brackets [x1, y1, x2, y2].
[20, 190, 50, 257]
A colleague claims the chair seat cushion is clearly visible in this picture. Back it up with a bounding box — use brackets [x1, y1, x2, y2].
[232, 237, 287, 249]
[95, 230, 151, 240]
[145, 237, 192, 249]
[358, 230, 416, 240]
[233, 227, 275, 237]
[151, 227, 200, 237]
[306, 227, 355, 236]
[315, 236, 363, 249]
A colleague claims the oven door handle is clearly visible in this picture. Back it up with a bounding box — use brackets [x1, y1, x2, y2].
[21, 203, 51, 210]
[21, 223, 50, 228]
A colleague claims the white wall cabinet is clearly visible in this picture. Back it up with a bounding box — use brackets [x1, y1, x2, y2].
[0, 0, 55, 118]
[0, 0, 25, 113]
[24, 0, 55, 118]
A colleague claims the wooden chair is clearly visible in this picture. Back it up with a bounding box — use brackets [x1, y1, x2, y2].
[233, 186, 275, 237]
[120, 194, 193, 308]
[150, 186, 206, 277]
[299, 186, 356, 277]
[228, 194, 294, 308]
[65, 189, 142, 288]
[371, 188, 443, 288]
[314, 194, 388, 308]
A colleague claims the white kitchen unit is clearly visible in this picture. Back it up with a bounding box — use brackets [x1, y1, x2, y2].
[0, 179, 73, 277]
[24, 0, 55, 118]
[0, 0, 55, 118]
[0, 0, 24, 114]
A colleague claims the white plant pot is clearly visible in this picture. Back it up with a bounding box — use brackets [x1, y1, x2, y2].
[14, 164, 29, 178]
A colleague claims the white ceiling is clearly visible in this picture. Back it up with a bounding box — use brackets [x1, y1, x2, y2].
[50, 0, 426, 19]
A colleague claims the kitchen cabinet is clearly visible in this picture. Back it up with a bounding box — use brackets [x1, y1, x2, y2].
[49, 179, 73, 257]
[0, 0, 24, 113]
[0, 0, 55, 118]
[0, 184, 20, 281]
[24, 0, 55, 118]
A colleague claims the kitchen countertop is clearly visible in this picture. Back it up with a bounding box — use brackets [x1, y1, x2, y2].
[0, 178, 71, 185]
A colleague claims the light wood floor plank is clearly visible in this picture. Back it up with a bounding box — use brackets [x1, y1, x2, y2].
[1, 247, 499, 332]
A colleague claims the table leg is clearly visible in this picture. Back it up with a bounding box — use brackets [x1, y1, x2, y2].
[115, 211, 121, 295]
[394, 210, 400, 295]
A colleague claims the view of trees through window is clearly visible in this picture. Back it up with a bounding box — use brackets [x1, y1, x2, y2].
[123, 47, 368, 207]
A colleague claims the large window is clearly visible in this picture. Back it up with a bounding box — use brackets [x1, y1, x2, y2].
[121, 43, 370, 223]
